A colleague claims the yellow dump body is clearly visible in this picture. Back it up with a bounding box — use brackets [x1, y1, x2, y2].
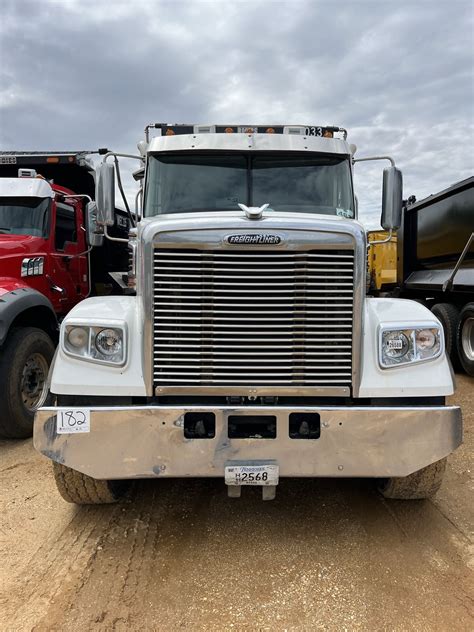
[367, 231, 398, 290]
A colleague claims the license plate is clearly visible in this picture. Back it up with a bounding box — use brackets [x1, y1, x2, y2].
[225, 464, 279, 486]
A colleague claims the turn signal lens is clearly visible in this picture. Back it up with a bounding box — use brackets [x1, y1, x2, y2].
[415, 329, 436, 350]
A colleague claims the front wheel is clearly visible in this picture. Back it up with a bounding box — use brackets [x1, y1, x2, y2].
[52, 462, 130, 505]
[0, 327, 55, 439]
[378, 458, 447, 499]
[457, 303, 474, 376]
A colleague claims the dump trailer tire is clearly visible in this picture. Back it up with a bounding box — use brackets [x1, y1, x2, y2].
[52, 462, 130, 505]
[431, 303, 460, 369]
[457, 303, 474, 377]
[0, 327, 55, 439]
[378, 458, 447, 500]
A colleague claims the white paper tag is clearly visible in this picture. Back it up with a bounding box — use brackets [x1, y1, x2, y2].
[336, 208, 354, 218]
[56, 409, 91, 434]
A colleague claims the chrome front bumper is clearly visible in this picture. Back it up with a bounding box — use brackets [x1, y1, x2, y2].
[34, 405, 462, 480]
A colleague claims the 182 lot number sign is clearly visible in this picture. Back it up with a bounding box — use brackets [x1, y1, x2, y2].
[56, 409, 91, 434]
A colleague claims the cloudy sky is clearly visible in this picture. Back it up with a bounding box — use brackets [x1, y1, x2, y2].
[1, 0, 473, 227]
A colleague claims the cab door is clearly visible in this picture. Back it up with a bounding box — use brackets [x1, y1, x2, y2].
[49, 200, 88, 314]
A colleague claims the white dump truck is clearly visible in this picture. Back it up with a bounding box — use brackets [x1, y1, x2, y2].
[34, 123, 462, 504]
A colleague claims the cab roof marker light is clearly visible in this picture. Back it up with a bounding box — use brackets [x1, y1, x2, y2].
[154, 123, 348, 139]
[283, 126, 305, 135]
[18, 168, 37, 178]
[193, 125, 216, 134]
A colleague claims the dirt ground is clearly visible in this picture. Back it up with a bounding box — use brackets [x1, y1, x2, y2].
[1, 375, 473, 631]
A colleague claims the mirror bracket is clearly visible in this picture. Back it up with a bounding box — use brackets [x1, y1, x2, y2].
[85, 201, 104, 247]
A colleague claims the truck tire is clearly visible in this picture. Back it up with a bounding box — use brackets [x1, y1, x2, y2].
[457, 303, 474, 376]
[52, 462, 129, 505]
[0, 327, 55, 439]
[431, 303, 460, 369]
[378, 458, 447, 499]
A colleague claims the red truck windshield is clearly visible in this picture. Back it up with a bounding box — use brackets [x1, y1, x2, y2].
[144, 153, 354, 218]
[0, 197, 50, 238]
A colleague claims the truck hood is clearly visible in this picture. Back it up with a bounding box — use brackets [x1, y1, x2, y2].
[0, 235, 49, 290]
[139, 210, 366, 246]
[0, 233, 47, 255]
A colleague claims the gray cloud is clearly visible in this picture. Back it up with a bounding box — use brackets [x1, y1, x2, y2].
[1, 0, 472, 227]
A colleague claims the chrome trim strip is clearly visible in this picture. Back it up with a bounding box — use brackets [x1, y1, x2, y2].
[21, 256, 45, 277]
[154, 386, 351, 394]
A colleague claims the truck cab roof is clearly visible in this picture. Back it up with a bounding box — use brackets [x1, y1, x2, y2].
[0, 177, 55, 199]
[148, 131, 351, 156]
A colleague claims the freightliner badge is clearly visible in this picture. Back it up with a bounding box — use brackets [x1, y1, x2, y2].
[225, 234, 283, 245]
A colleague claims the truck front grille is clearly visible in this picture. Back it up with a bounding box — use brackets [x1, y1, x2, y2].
[153, 248, 354, 388]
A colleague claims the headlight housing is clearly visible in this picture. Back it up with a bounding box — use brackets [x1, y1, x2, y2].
[379, 325, 442, 368]
[63, 323, 126, 365]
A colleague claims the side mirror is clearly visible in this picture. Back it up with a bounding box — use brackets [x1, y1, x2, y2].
[381, 166, 403, 230]
[96, 162, 115, 227]
[85, 201, 104, 247]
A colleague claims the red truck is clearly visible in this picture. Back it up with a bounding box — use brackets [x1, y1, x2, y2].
[0, 151, 128, 438]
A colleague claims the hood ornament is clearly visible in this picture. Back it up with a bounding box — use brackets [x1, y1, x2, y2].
[238, 203, 269, 220]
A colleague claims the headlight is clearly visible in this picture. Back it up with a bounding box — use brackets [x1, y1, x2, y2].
[63, 324, 126, 365]
[380, 325, 442, 368]
[95, 328, 123, 357]
[67, 327, 89, 351]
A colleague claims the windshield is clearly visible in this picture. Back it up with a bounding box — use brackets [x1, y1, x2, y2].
[144, 153, 354, 218]
[0, 197, 50, 237]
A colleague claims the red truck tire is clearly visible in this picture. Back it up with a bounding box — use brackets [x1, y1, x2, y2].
[0, 327, 55, 439]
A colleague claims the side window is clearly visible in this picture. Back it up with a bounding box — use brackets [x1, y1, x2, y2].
[55, 203, 77, 250]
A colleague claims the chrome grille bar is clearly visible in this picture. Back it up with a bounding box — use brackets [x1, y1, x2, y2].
[153, 248, 354, 389]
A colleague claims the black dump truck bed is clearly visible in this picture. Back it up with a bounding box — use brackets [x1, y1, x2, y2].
[398, 176, 474, 296]
[0, 151, 98, 198]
